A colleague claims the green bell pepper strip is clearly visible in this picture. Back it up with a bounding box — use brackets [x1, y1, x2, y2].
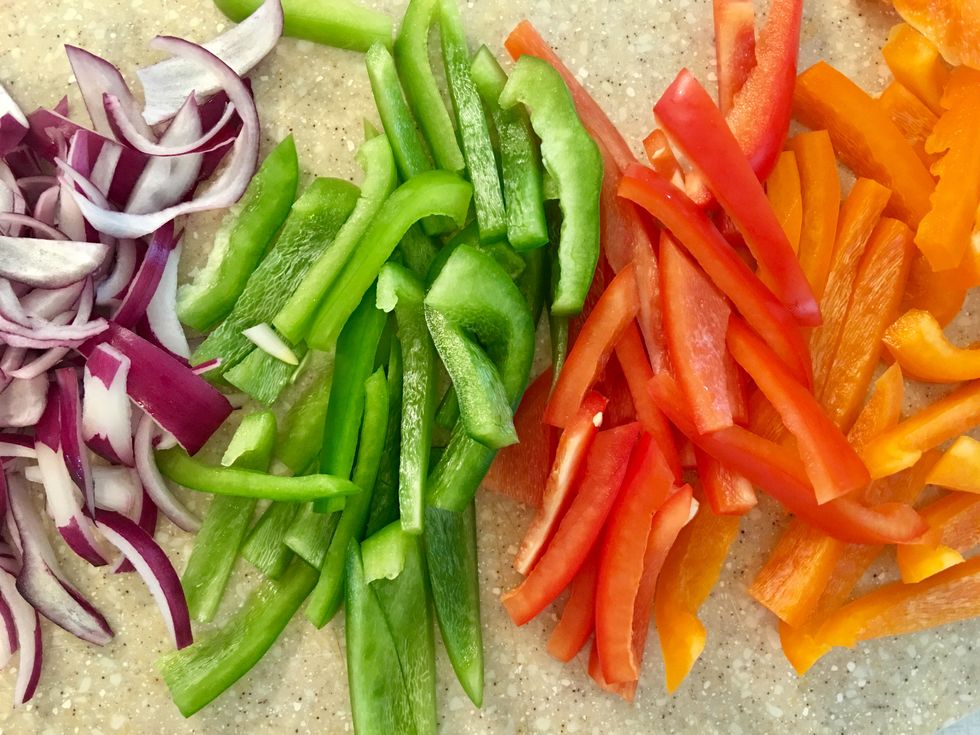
[425, 503, 483, 706]
[180, 411, 276, 623]
[284, 504, 341, 568]
[366, 339, 404, 537]
[435, 385, 460, 431]
[499, 55, 602, 316]
[364, 523, 437, 735]
[518, 247, 548, 326]
[307, 368, 390, 627]
[224, 342, 307, 406]
[307, 171, 472, 350]
[344, 540, 418, 735]
[274, 136, 397, 344]
[470, 46, 548, 251]
[361, 519, 410, 583]
[213, 0, 392, 53]
[273, 350, 333, 476]
[549, 314, 569, 387]
[394, 0, 465, 173]
[158, 556, 318, 717]
[192, 178, 360, 378]
[155, 447, 360, 502]
[426, 222, 526, 284]
[439, 0, 507, 243]
[376, 264, 436, 534]
[240, 501, 298, 579]
[398, 224, 438, 278]
[177, 136, 299, 332]
[315, 285, 387, 512]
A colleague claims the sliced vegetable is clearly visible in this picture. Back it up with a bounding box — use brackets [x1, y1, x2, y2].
[547, 547, 600, 663]
[766, 150, 803, 253]
[881, 23, 949, 116]
[713, 0, 757, 114]
[240, 502, 299, 579]
[927, 435, 980, 493]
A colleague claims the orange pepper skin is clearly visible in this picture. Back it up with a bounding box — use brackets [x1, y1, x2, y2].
[846, 364, 905, 449]
[694, 447, 757, 516]
[916, 66, 980, 271]
[901, 251, 972, 326]
[927, 435, 980, 493]
[766, 150, 804, 254]
[713, 0, 757, 115]
[654, 503, 740, 693]
[878, 81, 940, 169]
[547, 547, 600, 663]
[895, 542, 964, 584]
[642, 129, 684, 187]
[924, 489, 980, 551]
[860, 380, 980, 479]
[786, 131, 840, 300]
[892, 0, 980, 70]
[816, 217, 915, 433]
[881, 24, 950, 116]
[793, 61, 935, 227]
[885, 309, 980, 383]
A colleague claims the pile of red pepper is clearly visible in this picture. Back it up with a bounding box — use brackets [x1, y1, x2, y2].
[489, 1, 980, 699]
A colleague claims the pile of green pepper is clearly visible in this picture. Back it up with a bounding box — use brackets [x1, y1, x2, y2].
[158, 0, 601, 731]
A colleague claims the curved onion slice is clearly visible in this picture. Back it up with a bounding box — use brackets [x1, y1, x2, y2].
[112, 489, 159, 575]
[6, 472, 112, 644]
[95, 238, 137, 304]
[106, 93, 237, 157]
[69, 37, 259, 238]
[55, 368, 95, 514]
[0, 235, 108, 288]
[94, 509, 192, 649]
[0, 434, 36, 460]
[64, 45, 155, 142]
[92, 467, 141, 515]
[134, 414, 199, 532]
[0, 82, 29, 156]
[0, 376, 47, 428]
[0, 589, 15, 667]
[145, 242, 190, 358]
[0, 569, 42, 705]
[82, 343, 134, 466]
[21, 281, 85, 319]
[191, 358, 221, 375]
[243, 323, 299, 365]
[0, 213, 65, 240]
[30, 187, 59, 227]
[137, 0, 283, 125]
[8, 282, 95, 378]
[113, 222, 177, 328]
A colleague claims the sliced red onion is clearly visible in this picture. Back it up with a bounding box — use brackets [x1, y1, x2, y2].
[93, 509, 191, 649]
[32, 186, 59, 227]
[0, 568, 42, 705]
[137, 0, 283, 125]
[243, 323, 299, 365]
[0, 235, 108, 288]
[6, 471, 112, 643]
[112, 489, 158, 574]
[145, 242, 189, 359]
[0, 279, 35, 326]
[64, 45, 156, 142]
[92, 467, 140, 515]
[76, 322, 232, 455]
[133, 413, 199, 532]
[64, 129, 148, 210]
[55, 368, 95, 514]
[0, 213, 67, 240]
[82, 343, 133, 466]
[0, 588, 16, 666]
[0, 376, 48, 427]
[0, 434, 35, 460]
[190, 357, 221, 375]
[0, 82, 29, 156]
[8, 282, 95, 378]
[95, 238, 137, 305]
[113, 222, 177, 328]
[21, 282, 85, 320]
[0, 162, 26, 234]
[69, 37, 259, 238]
[27, 106, 84, 162]
[106, 92, 236, 157]
[56, 182, 90, 242]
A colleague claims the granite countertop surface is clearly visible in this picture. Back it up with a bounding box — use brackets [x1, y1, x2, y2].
[0, 0, 977, 733]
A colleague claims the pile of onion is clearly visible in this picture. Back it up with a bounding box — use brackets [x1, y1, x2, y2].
[0, 0, 283, 704]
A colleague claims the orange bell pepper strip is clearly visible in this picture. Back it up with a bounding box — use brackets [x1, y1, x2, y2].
[921, 489, 980, 552]
[642, 129, 684, 187]
[901, 251, 973, 327]
[660, 233, 734, 434]
[884, 309, 980, 383]
[860, 379, 980, 479]
[785, 131, 841, 300]
[793, 61, 935, 227]
[766, 150, 803, 254]
[694, 446, 757, 516]
[648, 372, 927, 544]
[916, 66, 980, 271]
[595, 434, 675, 683]
[502, 423, 640, 626]
[727, 316, 871, 504]
[656, 70, 820, 326]
[816, 217, 915, 432]
[895, 542, 964, 584]
[619, 164, 813, 385]
[587, 639, 635, 702]
[809, 178, 892, 400]
[713, 0, 757, 115]
[892, 0, 980, 70]
[881, 23, 950, 116]
[613, 323, 681, 477]
[877, 81, 940, 169]
[846, 364, 905, 450]
[484, 369, 555, 508]
[654, 503, 740, 693]
[514, 391, 607, 576]
[544, 264, 637, 428]
[815, 555, 980, 647]
[926, 435, 980, 493]
[547, 546, 600, 663]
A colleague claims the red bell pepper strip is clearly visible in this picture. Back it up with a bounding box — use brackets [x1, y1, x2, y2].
[660, 232, 734, 434]
[544, 264, 638, 428]
[613, 323, 681, 477]
[694, 447, 757, 516]
[547, 546, 600, 663]
[587, 639, 636, 702]
[642, 129, 684, 186]
[596, 356, 637, 429]
[647, 372, 927, 545]
[619, 164, 812, 386]
[727, 317, 870, 504]
[595, 434, 675, 683]
[713, 0, 757, 115]
[501, 423, 640, 626]
[631, 233, 669, 374]
[655, 70, 820, 327]
[513, 391, 607, 576]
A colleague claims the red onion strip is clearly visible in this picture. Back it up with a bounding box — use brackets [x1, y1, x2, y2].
[0, 569, 42, 705]
[81, 342, 134, 466]
[133, 413, 199, 532]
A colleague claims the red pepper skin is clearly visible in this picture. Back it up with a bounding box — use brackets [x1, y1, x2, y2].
[713, 0, 757, 114]
[647, 373, 927, 545]
[727, 317, 870, 504]
[501, 423, 641, 626]
[547, 546, 600, 663]
[655, 69, 819, 327]
[695, 447, 757, 516]
[588, 639, 636, 702]
[619, 164, 812, 386]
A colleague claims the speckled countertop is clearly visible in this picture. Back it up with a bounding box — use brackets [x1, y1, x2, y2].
[0, 1, 978, 733]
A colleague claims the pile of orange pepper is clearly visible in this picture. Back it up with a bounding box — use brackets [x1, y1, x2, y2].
[488, 1, 980, 701]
